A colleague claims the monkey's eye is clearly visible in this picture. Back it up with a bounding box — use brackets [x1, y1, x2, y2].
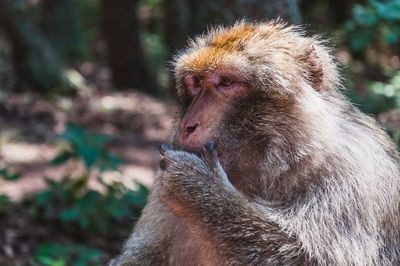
[190, 76, 202, 95]
[219, 76, 235, 90]
[193, 76, 201, 87]
[184, 75, 202, 96]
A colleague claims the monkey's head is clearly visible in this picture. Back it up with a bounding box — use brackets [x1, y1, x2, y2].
[172, 21, 341, 193]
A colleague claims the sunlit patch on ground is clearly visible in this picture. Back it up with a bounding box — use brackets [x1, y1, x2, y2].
[1, 142, 56, 164]
[121, 165, 155, 188]
[0, 90, 174, 201]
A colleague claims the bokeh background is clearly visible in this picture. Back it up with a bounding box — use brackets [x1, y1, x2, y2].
[0, 0, 399, 264]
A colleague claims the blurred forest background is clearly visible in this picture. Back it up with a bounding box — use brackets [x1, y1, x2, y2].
[0, 0, 399, 265]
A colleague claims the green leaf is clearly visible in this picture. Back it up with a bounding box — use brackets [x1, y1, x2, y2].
[350, 29, 374, 51]
[76, 248, 103, 264]
[353, 4, 378, 27]
[0, 168, 21, 181]
[60, 209, 78, 222]
[35, 191, 53, 205]
[78, 146, 98, 168]
[91, 132, 112, 145]
[34, 242, 102, 266]
[373, 0, 400, 20]
[35, 255, 66, 266]
[0, 194, 11, 212]
[59, 124, 87, 147]
[99, 154, 126, 171]
[54, 124, 125, 171]
[50, 150, 76, 166]
[79, 216, 89, 228]
[383, 28, 399, 44]
[69, 176, 88, 196]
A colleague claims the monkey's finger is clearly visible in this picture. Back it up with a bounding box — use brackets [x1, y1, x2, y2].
[159, 159, 168, 170]
[159, 144, 181, 170]
[159, 144, 172, 155]
[202, 141, 219, 169]
[205, 141, 216, 153]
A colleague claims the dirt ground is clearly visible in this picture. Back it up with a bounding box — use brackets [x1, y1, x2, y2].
[0, 90, 174, 198]
[0, 86, 175, 264]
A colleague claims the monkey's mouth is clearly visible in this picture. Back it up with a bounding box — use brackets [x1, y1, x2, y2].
[190, 147, 229, 171]
[173, 141, 225, 164]
[170, 138, 231, 172]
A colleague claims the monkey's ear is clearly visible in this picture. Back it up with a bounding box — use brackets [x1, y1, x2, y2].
[304, 45, 323, 91]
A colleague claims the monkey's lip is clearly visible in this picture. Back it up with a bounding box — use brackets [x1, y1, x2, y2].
[176, 143, 228, 169]
[179, 146, 209, 156]
[175, 141, 218, 155]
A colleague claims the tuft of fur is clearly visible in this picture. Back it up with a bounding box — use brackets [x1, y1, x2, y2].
[111, 21, 400, 265]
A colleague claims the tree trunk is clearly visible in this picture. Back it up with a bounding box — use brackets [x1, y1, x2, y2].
[0, 0, 69, 93]
[163, 0, 190, 53]
[100, 0, 157, 95]
[164, 0, 301, 53]
[39, 0, 86, 61]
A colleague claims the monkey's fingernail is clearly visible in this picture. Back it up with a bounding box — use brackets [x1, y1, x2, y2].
[159, 144, 172, 155]
[160, 159, 167, 170]
[205, 141, 216, 152]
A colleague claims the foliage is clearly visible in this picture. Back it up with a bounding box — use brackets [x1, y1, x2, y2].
[343, 0, 400, 52]
[140, 0, 162, 7]
[369, 70, 400, 107]
[28, 124, 148, 235]
[74, 0, 101, 60]
[0, 167, 21, 181]
[347, 70, 400, 115]
[30, 176, 147, 235]
[0, 194, 11, 213]
[33, 242, 102, 266]
[0, 168, 21, 213]
[51, 124, 126, 171]
[0, 124, 148, 262]
[0, 0, 73, 92]
[38, 0, 88, 61]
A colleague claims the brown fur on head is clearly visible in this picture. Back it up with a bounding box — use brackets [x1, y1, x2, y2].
[173, 20, 339, 98]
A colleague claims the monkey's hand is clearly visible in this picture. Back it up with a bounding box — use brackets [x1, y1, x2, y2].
[158, 142, 237, 217]
[158, 143, 303, 264]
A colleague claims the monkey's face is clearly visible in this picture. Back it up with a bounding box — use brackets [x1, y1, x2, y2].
[172, 68, 293, 198]
[172, 21, 338, 184]
[173, 71, 249, 160]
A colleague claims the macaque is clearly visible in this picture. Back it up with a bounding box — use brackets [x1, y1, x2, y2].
[110, 21, 400, 265]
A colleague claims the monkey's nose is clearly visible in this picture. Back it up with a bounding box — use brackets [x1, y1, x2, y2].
[184, 122, 199, 137]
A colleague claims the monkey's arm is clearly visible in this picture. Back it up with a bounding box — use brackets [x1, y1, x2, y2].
[109, 178, 181, 266]
[159, 144, 306, 265]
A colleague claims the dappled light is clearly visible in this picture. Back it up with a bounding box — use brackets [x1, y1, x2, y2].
[1, 142, 53, 164]
[0, 0, 399, 264]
